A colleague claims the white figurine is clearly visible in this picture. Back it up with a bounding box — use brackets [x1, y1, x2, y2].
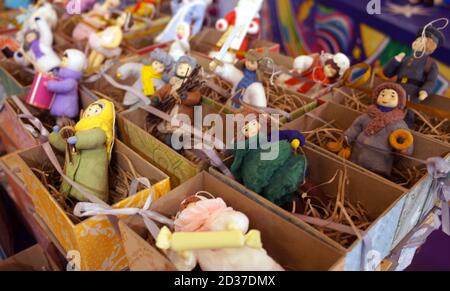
[169, 22, 191, 62]
[15, 16, 61, 73]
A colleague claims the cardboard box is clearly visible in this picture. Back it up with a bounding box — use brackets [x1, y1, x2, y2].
[119, 171, 345, 271]
[0, 95, 51, 153]
[0, 140, 171, 270]
[118, 105, 230, 188]
[0, 59, 33, 96]
[209, 144, 410, 271]
[0, 245, 58, 271]
[192, 52, 318, 123]
[283, 101, 450, 252]
[122, 14, 171, 55]
[190, 28, 280, 60]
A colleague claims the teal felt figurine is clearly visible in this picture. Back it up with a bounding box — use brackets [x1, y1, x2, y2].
[49, 99, 115, 202]
[230, 114, 307, 206]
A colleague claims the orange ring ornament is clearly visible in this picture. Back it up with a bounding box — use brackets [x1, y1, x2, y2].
[389, 129, 414, 151]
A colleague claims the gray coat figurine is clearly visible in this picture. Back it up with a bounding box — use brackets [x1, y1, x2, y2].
[345, 83, 414, 177]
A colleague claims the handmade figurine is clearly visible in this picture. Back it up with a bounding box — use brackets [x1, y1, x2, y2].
[49, 99, 115, 202]
[117, 48, 174, 107]
[46, 49, 87, 122]
[279, 52, 350, 94]
[344, 83, 414, 177]
[169, 22, 191, 62]
[130, 0, 160, 17]
[87, 12, 133, 72]
[230, 113, 307, 205]
[153, 56, 202, 136]
[156, 194, 284, 271]
[14, 16, 61, 73]
[72, 0, 121, 42]
[383, 24, 446, 126]
[209, 50, 267, 109]
[155, 0, 212, 44]
[210, 0, 263, 62]
[16, 2, 58, 44]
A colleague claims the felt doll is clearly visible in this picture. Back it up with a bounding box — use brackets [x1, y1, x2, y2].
[46, 49, 87, 122]
[153, 56, 202, 136]
[210, 0, 263, 63]
[72, 0, 121, 42]
[383, 25, 446, 127]
[156, 194, 284, 271]
[87, 12, 134, 72]
[117, 48, 174, 107]
[155, 0, 212, 44]
[49, 99, 115, 202]
[15, 2, 58, 44]
[209, 50, 267, 109]
[280, 52, 350, 94]
[344, 83, 414, 177]
[169, 22, 191, 62]
[230, 113, 307, 206]
[14, 16, 61, 73]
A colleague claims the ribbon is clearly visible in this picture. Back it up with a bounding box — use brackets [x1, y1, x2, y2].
[11, 95, 49, 139]
[42, 142, 173, 239]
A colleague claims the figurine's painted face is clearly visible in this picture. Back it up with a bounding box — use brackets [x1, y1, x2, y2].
[177, 62, 192, 77]
[412, 36, 438, 55]
[25, 31, 38, 43]
[84, 102, 105, 118]
[176, 25, 186, 40]
[245, 60, 258, 71]
[242, 119, 261, 138]
[324, 63, 338, 79]
[377, 89, 399, 108]
[152, 60, 165, 74]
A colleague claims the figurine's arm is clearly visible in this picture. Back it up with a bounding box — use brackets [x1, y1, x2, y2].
[47, 79, 77, 94]
[213, 63, 244, 87]
[344, 115, 366, 145]
[49, 131, 67, 153]
[383, 54, 405, 78]
[390, 121, 414, 155]
[101, 27, 123, 49]
[116, 63, 143, 80]
[420, 61, 438, 96]
[35, 17, 53, 47]
[74, 128, 107, 150]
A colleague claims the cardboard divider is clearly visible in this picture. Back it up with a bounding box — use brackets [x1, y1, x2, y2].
[118, 104, 231, 188]
[0, 59, 33, 96]
[283, 101, 450, 189]
[0, 140, 171, 270]
[209, 143, 410, 270]
[120, 171, 344, 271]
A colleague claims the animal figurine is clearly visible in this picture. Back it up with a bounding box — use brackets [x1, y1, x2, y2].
[72, 0, 121, 42]
[46, 49, 87, 122]
[155, 0, 212, 44]
[279, 52, 350, 94]
[210, 0, 263, 63]
[156, 194, 284, 271]
[383, 24, 446, 127]
[230, 112, 307, 206]
[15, 16, 61, 73]
[209, 50, 267, 109]
[87, 12, 134, 72]
[117, 48, 174, 107]
[49, 99, 115, 202]
[169, 22, 191, 62]
[344, 82, 414, 177]
[152, 55, 202, 137]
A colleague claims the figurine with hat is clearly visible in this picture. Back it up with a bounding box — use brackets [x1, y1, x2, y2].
[383, 22, 447, 126]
